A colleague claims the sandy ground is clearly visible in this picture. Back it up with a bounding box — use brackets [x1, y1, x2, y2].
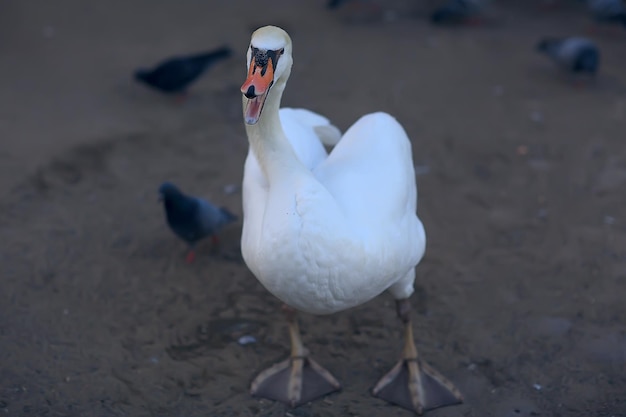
[1, 0, 626, 416]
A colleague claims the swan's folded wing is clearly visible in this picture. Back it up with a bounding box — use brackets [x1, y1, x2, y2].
[314, 124, 342, 147]
[278, 108, 337, 171]
[313, 112, 418, 229]
[280, 108, 342, 146]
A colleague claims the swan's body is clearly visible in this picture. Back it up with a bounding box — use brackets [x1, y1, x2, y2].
[238, 25, 462, 414]
[242, 107, 424, 314]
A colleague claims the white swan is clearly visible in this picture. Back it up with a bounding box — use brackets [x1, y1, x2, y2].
[239, 25, 462, 414]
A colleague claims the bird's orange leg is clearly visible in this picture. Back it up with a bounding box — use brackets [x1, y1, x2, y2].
[250, 305, 341, 407]
[372, 299, 463, 414]
[184, 249, 196, 263]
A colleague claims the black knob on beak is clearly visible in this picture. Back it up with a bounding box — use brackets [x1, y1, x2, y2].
[244, 85, 256, 99]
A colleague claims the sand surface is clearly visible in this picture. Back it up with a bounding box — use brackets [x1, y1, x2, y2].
[1, 1, 625, 416]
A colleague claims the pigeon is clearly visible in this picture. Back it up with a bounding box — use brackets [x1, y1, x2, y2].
[586, 0, 626, 28]
[536, 36, 600, 80]
[327, 0, 345, 8]
[158, 182, 238, 263]
[135, 46, 232, 96]
[430, 0, 488, 25]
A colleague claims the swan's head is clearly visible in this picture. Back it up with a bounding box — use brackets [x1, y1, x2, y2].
[241, 26, 292, 125]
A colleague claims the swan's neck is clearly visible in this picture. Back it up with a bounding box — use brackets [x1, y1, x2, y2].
[243, 80, 303, 182]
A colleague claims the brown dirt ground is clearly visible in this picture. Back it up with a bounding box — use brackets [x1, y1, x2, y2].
[1, 1, 625, 416]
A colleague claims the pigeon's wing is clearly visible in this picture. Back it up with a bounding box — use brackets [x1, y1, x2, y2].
[195, 198, 231, 236]
[557, 38, 599, 71]
[155, 59, 206, 90]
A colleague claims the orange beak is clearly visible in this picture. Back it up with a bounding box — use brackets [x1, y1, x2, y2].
[241, 56, 275, 125]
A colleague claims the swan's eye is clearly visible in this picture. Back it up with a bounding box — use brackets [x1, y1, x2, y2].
[278, 48, 284, 56]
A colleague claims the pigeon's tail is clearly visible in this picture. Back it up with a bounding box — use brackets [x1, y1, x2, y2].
[134, 69, 150, 82]
[192, 46, 233, 66]
[535, 38, 550, 53]
[219, 207, 239, 224]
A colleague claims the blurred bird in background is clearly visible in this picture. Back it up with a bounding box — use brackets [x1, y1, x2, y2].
[134, 46, 232, 100]
[159, 182, 238, 263]
[587, 0, 626, 24]
[430, 0, 490, 26]
[536, 36, 600, 84]
[586, 0, 626, 34]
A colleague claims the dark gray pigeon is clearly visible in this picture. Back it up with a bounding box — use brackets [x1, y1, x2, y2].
[587, 0, 626, 28]
[430, 0, 488, 25]
[159, 182, 237, 263]
[536, 36, 600, 80]
[135, 46, 232, 97]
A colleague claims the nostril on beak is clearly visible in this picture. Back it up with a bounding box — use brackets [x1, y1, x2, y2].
[244, 85, 256, 99]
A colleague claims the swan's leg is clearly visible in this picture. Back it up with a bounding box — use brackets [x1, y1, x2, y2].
[250, 305, 341, 407]
[372, 299, 463, 414]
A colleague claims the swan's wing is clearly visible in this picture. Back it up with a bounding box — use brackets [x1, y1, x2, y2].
[281, 108, 342, 147]
[314, 125, 342, 147]
[313, 112, 425, 297]
[278, 108, 328, 170]
[314, 112, 418, 231]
